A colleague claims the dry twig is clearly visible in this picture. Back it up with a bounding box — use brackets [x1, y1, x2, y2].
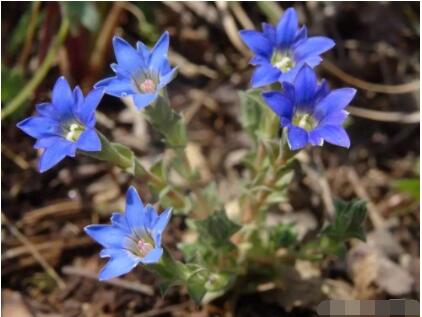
[2, 213, 66, 289]
[62, 265, 154, 295]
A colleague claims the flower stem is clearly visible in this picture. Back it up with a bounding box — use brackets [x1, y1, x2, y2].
[81, 132, 186, 209]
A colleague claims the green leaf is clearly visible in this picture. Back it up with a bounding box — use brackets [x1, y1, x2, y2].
[144, 94, 187, 148]
[394, 178, 420, 200]
[61, 2, 100, 33]
[239, 89, 279, 141]
[322, 199, 367, 241]
[269, 224, 297, 249]
[195, 210, 241, 246]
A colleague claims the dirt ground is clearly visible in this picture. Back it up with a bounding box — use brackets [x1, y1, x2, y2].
[1, 2, 420, 317]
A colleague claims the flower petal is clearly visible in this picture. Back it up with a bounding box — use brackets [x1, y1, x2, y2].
[149, 32, 170, 70]
[262, 91, 293, 119]
[276, 7, 298, 47]
[294, 65, 317, 108]
[17, 117, 61, 139]
[153, 208, 172, 234]
[313, 88, 356, 120]
[318, 110, 348, 126]
[239, 30, 272, 58]
[124, 186, 145, 229]
[111, 212, 131, 233]
[76, 129, 101, 151]
[287, 125, 308, 150]
[294, 36, 335, 62]
[34, 136, 63, 149]
[251, 63, 280, 88]
[140, 248, 163, 264]
[51, 76, 74, 118]
[36, 103, 58, 119]
[39, 140, 75, 172]
[143, 204, 159, 228]
[308, 130, 324, 146]
[98, 250, 140, 281]
[99, 77, 137, 98]
[158, 67, 177, 90]
[262, 22, 276, 44]
[77, 88, 104, 126]
[84, 225, 129, 249]
[316, 125, 350, 148]
[112, 36, 143, 75]
[132, 93, 157, 110]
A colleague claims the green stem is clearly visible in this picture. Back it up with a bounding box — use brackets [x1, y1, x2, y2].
[2, 18, 70, 120]
[81, 132, 186, 209]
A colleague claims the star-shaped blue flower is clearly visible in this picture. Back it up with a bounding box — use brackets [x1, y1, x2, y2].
[95, 32, 177, 110]
[239, 7, 335, 87]
[17, 77, 103, 172]
[262, 65, 356, 150]
[84, 186, 172, 281]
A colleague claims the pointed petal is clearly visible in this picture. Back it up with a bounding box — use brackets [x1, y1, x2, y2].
[153, 208, 172, 233]
[132, 93, 157, 110]
[76, 129, 101, 151]
[136, 41, 150, 62]
[239, 30, 272, 58]
[276, 7, 298, 47]
[84, 225, 129, 249]
[141, 248, 163, 264]
[17, 117, 61, 139]
[110, 212, 131, 232]
[34, 136, 63, 149]
[319, 110, 348, 126]
[36, 103, 59, 120]
[98, 250, 140, 280]
[308, 129, 324, 146]
[294, 65, 317, 108]
[52, 76, 74, 117]
[251, 63, 280, 88]
[316, 125, 350, 148]
[149, 32, 170, 70]
[293, 26, 307, 45]
[262, 22, 276, 44]
[294, 36, 335, 61]
[262, 91, 293, 119]
[77, 88, 104, 125]
[158, 67, 177, 89]
[313, 88, 356, 120]
[100, 77, 137, 97]
[143, 204, 159, 228]
[287, 125, 308, 150]
[124, 186, 145, 229]
[112, 36, 143, 75]
[39, 140, 75, 172]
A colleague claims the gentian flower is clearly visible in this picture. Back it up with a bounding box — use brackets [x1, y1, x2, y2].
[95, 32, 177, 110]
[84, 186, 172, 281]
[17, 77, 103, 172]
[262, 65, 356, 150]
[239, 7, 335, 87]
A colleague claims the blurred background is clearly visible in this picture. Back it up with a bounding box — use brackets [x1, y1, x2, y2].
[1, 2, 420, 317]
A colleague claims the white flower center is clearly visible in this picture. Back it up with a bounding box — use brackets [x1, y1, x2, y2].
[271, 51, 295, 72]
[138, 79, 156, 93]
[137, 239, 154, 257]
[65, 123, 84, 142]
[293, 112, 317, 131]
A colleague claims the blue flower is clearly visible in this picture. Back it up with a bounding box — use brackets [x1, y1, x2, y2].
[17, 77, 103, 172]
[84, 186, 172, 281]
[239, 7, 335, 87]
[95, 32, 177, 110]
[262, 65, 356, 150]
